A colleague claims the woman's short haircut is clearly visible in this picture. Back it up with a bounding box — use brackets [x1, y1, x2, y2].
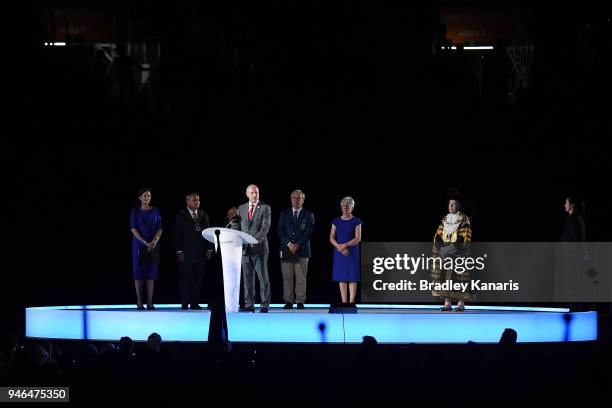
[340, 196, 355, 209]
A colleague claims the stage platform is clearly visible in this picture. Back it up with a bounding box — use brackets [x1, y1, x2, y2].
[25, 304, 597, 344]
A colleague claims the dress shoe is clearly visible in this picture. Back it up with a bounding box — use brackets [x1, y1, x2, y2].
[454, 306, 465, 312]
[439, 305, 452, 312]
[239, 306, 255, 312]
[146, 304, 156, 311]
[283, 302, 293, 309]
[260, 307, 269, 313]
[190, 304, 203, 310]
[181, 304, 189, 310]
[137, 305, 145, 311]
[297, 303, 305, 309]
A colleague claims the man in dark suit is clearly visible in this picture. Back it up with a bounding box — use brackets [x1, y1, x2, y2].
[231, 184, 272, 313]
[278, 189, 315, 309]
[174, 192, 213, 310]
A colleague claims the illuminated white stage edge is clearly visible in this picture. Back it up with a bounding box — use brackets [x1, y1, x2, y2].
[25, 304, 597, 344]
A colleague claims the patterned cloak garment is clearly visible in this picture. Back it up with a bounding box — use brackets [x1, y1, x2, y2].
[430, 212, 473, 300]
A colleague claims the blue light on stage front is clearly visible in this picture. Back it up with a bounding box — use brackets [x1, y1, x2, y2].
[562, 312, 598, 341]
[86, 310, 210, 342]
[26, 305, 597, 344]
[26, 308, 85, 340]
[26, 306, 210, 342]
[343, 311, 597, 343]
[227, 312, 345, 343]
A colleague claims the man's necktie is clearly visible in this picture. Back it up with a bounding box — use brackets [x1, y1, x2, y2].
[248, 205, 254, 221]
[192, 210, 201, 231]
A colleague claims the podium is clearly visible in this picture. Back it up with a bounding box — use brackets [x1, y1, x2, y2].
[202, 227, 257, 312]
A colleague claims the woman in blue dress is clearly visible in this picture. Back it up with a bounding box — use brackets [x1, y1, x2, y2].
[130, 187, 163, 310]
[329, 196, 362, 304]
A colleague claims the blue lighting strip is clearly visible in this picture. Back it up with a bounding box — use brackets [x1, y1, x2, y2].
[51, 304, 188, 310]
[26, 305, 595, 344]
[227, 312, 345, 343]
[36, 304, 568, 312]
[26, 306, 210, 342]
[344, 311, 596, 343]
[356, 304, 571, 313]
[253, 303, 331, 309]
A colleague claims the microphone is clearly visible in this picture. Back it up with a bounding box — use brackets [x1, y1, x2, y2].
[225, 215, 241, 228]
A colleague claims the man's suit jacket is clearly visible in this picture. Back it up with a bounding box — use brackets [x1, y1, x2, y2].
[278, 208, 314, 258]
[174, 209, 212, 261]
[233, 201, 272, 255]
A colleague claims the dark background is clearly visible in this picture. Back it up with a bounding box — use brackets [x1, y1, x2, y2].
[4, 1, 611, 333]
